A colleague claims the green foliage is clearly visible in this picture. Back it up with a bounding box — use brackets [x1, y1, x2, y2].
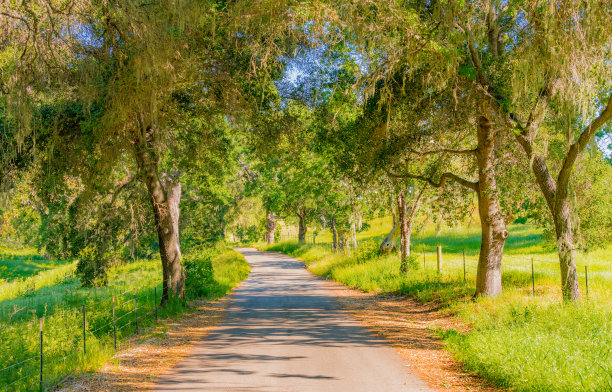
[406, 254, 421, 270]
[446, 302, 612, 392]
[209, 250, 251, 298]
[183, 250, 216, 299]
[0, 247, 249, 390]
[75, 246, 111, 287]
[264, 222, 612, 392]
[0, 252, 76, 303]
[355, 239, 380, 263]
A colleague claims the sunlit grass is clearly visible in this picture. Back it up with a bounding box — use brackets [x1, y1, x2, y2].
[0, 248, 249, 391]
[260, 221, 612, 392]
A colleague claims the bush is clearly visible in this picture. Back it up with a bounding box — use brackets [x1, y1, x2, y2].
[356, 239, 380, 263]
[76, 246, 111, 287]
[407, 254, 421, 270]
[183, 249, 216, 298]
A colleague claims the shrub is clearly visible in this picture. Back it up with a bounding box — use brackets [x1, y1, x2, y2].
[183, 249, 215, 298]
[76, 246, 110, 287]
[356, 239, 380, 263]
[407, 254, 421, 270]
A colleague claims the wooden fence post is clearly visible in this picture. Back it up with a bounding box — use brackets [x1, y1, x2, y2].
[113, 296, 117, 350]
[82, 304, 86, 355]
[531, 258, 535, 296]
[585, 265, 589, 298]
[39, 318, 43, 392]
[133, 290, 138, 335]
[463, 249, 466, 283]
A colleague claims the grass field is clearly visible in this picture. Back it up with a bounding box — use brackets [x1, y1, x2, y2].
[0, 248, 250, 391]
[0, 247, 73, 281]
[261, 218, 612, 392]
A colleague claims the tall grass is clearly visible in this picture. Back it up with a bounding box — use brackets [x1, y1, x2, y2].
[0, 247, 71, 281]
[0, 248, 250, 391]
[260, 222, 612, 392]
[0, 262, 77, 304]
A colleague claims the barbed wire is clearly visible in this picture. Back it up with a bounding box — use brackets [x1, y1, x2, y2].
[117, 320, 133, 331]
[0, 355, 38, 373]
[114, 309, 134, 323]
[0, 368, 38, 391]
[0, 283, 166, 391]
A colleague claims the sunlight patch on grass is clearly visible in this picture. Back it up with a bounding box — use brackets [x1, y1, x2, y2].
[261, 228, 612, 392]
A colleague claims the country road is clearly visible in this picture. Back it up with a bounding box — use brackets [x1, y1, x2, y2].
[155, 248, 434, 392]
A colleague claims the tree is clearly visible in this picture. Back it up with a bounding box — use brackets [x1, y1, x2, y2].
[447, 0, 612, 299]
[1, 1, 312, 301]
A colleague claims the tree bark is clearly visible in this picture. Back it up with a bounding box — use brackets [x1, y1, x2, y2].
[350, 221, 357, 250]
[474, 116, 508, 298]
[525, 154, 581, 299]
[398, 191, 409, 272]
[399, 185, 426, 274]
[133, 124, 184, 303]
[553, 197, 580, 299]
[298, 210, 307, 243]
[331, 217, 337, 251]
[380, 212, 398, 253]
[265, 210, 276, 244]
[337, 229, 347, 252]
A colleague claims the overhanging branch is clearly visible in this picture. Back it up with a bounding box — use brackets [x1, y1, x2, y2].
[407, 147, 477, 157]
[558, 93, 612, 189]
[386, 168, 479, 192]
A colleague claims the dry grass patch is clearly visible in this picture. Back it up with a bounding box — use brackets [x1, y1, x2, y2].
[328, 281, 503, 392]
[56, 296, 232, 392]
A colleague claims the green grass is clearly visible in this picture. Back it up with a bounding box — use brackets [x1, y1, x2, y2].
[0, 247, 72, 286]
[210, 250, 251, 297]
[0, 247, 73, 281]
[260, 220, 612, 392]
[0, 248, 250, 391]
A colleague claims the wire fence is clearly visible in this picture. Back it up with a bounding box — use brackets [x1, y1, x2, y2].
[272, 237, 605, 298]
[0, 282, 164, 392]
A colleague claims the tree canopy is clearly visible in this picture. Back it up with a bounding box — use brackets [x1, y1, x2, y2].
[2, 0, 611, 301]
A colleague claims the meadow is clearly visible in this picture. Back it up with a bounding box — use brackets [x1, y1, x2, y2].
[261, 218, 612, 392]
[0, 248, 250, 391]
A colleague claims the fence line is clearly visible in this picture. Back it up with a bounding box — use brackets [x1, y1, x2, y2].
[0, 283, 163, 391]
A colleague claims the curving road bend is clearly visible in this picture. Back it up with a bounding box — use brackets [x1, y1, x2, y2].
[155, 248, 434, 392]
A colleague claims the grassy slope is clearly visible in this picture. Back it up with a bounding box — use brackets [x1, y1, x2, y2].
[0, 248, 250, 391]
[261, 218, 612, 392]
[0, 247, 73, 281]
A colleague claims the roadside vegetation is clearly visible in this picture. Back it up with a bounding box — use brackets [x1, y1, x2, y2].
[1, 2, 611, 392]
[260, 218, 612, 392]
[0, 247, 249, 391]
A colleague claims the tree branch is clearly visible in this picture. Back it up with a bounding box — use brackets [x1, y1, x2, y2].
[109, 175, 136, 207]
[464, 26, 490, 88]
[407, 183, 427, 222]
[386, 168, 479, 192]
[407, 147, 477, 157]
[557, 93, 612, 190]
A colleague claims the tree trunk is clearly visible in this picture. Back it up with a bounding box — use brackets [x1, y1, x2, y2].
[337, 229, 347, 252]
[380, 212, 398, 253]
[474, 116, 508, 298]
[553, 198, 580, 300]
[399, 185, 426, 274]
[298, 212, 307, 243]
[398, 191, 409, 273]
[331, 217, 337, 251]
[133, 125, 185, 303]
[265, 210, 276, 244]
[350, 221, 357, 250]
[525, 153, 581, 300]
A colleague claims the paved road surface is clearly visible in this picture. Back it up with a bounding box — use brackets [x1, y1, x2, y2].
[155, 248, 434, 392]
